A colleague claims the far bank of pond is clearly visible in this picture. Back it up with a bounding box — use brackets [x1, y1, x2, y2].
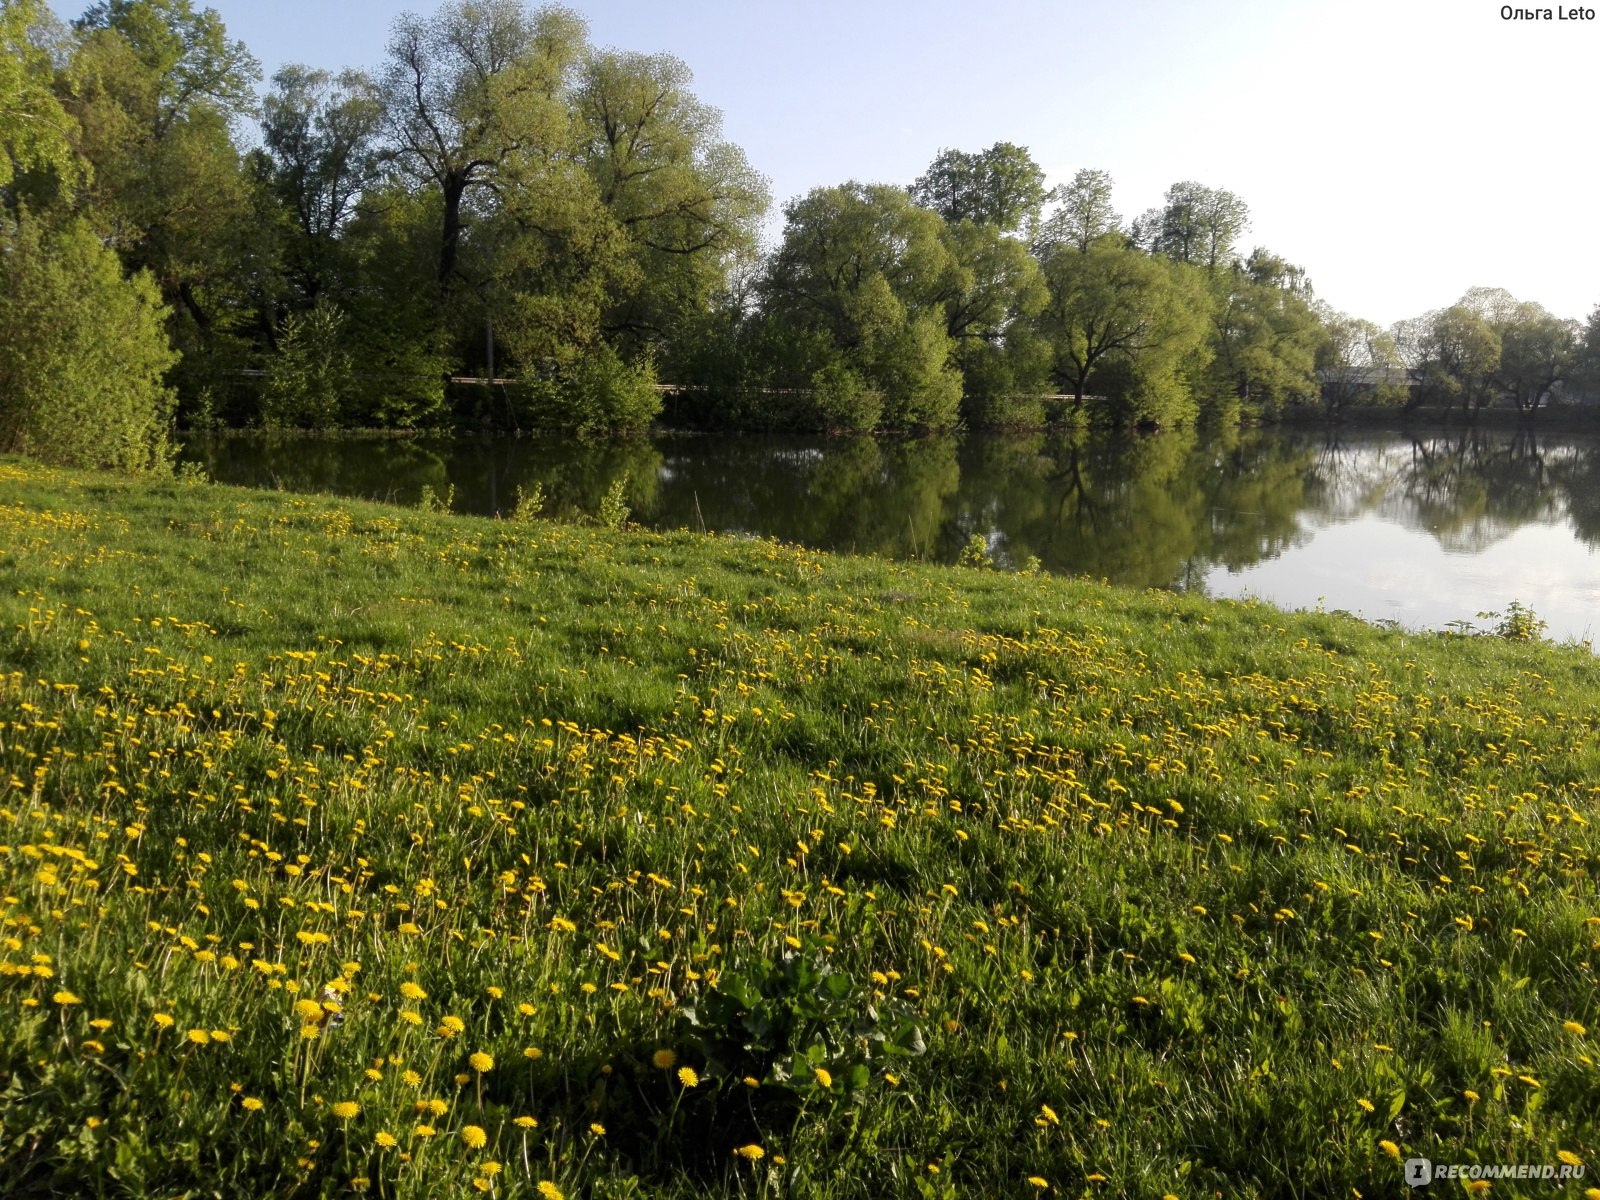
[179, 425, 1600, 644]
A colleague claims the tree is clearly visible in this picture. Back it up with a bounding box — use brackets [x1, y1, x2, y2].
[1032, 236, 1212, 427]
[1202, 249, 1323, 416]
[1417, 305, 1501, 414]
[1146, 180, 1249, 272]
[1315, 308, 1406, 415]
[1035, 168, 1120, 253]
[575, 49, 768, 359]
[909, 142, 1047, 235]
[1, 0, 82, 199]
[381, 0, 587, 292]
[0, 212, 176, 470]
[761, 183, 962, 430]
[1491, 301, 1578, 415]
[260, 65, 385, 304]
[934, 218, 1047, 423]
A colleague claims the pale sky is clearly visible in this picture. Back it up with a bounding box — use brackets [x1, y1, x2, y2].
[58, 0, 1600, 327]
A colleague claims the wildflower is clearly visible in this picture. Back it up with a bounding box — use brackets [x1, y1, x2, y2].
[735, 1144, 765, 1160]
[414, 1124, 436, 1138]
[677, 1066, 699, 1088]
[1558, 1151, 1584, 1167]
[52, 991, 82, 1006]
[1379, 1140, 1400, 1158]
[652, 1048, 677, 1069]
[514, 1116, 539, 1129]
[294, 999, 324, 1022]
[1356, 1098, 1375, 1113]
[399, 982, 427, 1001]
[589, 1123, 606, 1137]
[375, 1132, 398, 1149]
[469, 1051, 494, 1073]
[153, 1013, 175, 1028]
[300, 1024, 321, 1040]
[537, 1184, 565, 1200]
[399, 1011, 423, 1026]
[813, 1067, 832, 1089]
[89, 1019, 112, 1031]
[402, 1070, 422, 1087]
[332, 1101, 360, 1120]
[482, 1162, 501, 1177]
[1564, 1020, 1588, 1037]
[1027, 1178, 1049, 1190]
[461, 1125, 488, 1150]
[1039, 1104, 1060, 1126]
[242, 1097, 264, 1112]
[742, 1076, 760, 1088]
[524, 1047, 543, 1059]
[1463, 1090, 1480, 1103]
[186, 1029, 212, 1045]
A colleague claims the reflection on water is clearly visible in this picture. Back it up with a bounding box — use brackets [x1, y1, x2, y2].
[180, 426, 1600, 643]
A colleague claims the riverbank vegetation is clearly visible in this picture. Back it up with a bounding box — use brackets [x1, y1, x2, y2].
[3, 459, 1600, 1197]
[3, 0, 1599, 457]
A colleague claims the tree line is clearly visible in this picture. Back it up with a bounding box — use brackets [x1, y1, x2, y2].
[3, 0, 1599, 471]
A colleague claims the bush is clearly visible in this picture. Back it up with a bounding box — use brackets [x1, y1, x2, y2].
[260, 300, 352, 429]
[523, 346, 662, 437]
[0, 214, 176, 471]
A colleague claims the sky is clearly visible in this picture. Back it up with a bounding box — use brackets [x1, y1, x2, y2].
[60, 0, 1600, 327]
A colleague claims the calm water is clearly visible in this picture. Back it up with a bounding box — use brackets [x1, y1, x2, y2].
[179, 426, 1600, 644]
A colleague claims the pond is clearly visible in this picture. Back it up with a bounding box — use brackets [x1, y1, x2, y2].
[179, 425, 1600, 645]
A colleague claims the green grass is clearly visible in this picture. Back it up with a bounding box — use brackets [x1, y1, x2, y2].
[2, 457, 1599, 1199]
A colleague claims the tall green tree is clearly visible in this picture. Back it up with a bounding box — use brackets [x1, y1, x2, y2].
[260, 65, 385, 304]
[934, 218, 1048, 424]
[1, 0, 82, 200]
[381, 0, 586, 292]
[909, 142, 1047, 235]
[761, 183, 962, 430]
[1035, 168, 1120, 253]
[1490, 301, 1578, 415]
[575, 49, 767, 360]
[0, 212, 176, 470]
[1138, 180, 1249, 272]
[1315, 307, 1406, 415]
[1032, 236, 1212, 427]
[1202, 249, 1323, 416]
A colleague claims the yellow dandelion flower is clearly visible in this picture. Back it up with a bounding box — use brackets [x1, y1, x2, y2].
[677, 1066, 699, 1088]
[1039, 1104, 1060, 1126]
[241, 1097, 264, 1112]
[153, 1013, 175, 1028]
[813, 1067, 832, 1089]
[1027, 1178, 1049, 1190]
[652, 1048, 677, 1069]
[52, 991, 82, 1006]
[186, 1029, 212, 1045]
[1356, 1098, 1375, 1113]
[1379, 1140, 1400, 1158]
[482, 1161, 502, 1177]
[1463, 1089, 1480, 1103]
[461, 1125, 488, 1150]
[300, 1024, 321, 1040]
[514, 1116, 539, 1129]
[1558, 1151, 1584, 1167]
[537, 1183, 565, 1200]
[1564, 1021, 1588, 1037]
[294, 999, 324, 1022]
[399, 1010, 423, 1026]
[524, 1046, 543, 1059]
[414, 1124, 436, 1138]
[332, 1101, 360, 1120]
[399, 982, 427, 1001]
[469, 1052, 494, 1073]
[589, 1123, 606, 1137]
[735, 1144, 765, 1161]
[89, 1019, 112, 1031]
[375, 1131, 398, 1149]
[402, 1069, 422, 1087]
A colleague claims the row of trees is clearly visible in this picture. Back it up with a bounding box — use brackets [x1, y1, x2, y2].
[4, 0, 1599, 468]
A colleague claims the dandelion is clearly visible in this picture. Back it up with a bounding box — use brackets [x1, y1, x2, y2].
[52, 991, 82, 1006]
[514, 1116, 539, 1129]
[1564, 1020, 1588, 1037]
[1463, 1090, 1480, 1103]
[1379, 1140, 1400, 1158]
[294, 999, 324, 1022]
[813, 1067, 832, 1089]
[1356, 1098, 1375, 1113]
[1039, 1104, 1060, 1126]
[399, 982, 427, 1001]
[332, 1101, 360, 1120]
[186, 1029, 212, 1045]
[153, 1013, 175, 1028]
[482, 1162, 501, 1176]
[1558, 1151, 1584, 1167]
[588, 1123, 606, 1137]
[524, 1046, 543, 1060]
[300, 1024, 321, 1040]
[414, 1124, 436, 1138]
[375, 1132, 398, 1149]
[242, 1097, 264, 1112]
[537, 1183, 565, 1200]
[469, 1051, 494, 1073]
[1027, 1178, 1049, 1190]
[735, 1144, 765, 1160]
[461, 1125, 488, 1150]
[652, 1048, 677, 1069]
[677, 1066, 699, 1088]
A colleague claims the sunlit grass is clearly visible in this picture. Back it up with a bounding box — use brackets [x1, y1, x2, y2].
[1, 457, 1598, 1198]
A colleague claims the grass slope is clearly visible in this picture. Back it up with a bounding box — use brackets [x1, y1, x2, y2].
[2, 459, 1599, 1199]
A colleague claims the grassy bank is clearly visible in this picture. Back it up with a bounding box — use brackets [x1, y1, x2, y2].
[2, 459, 1599, 1199]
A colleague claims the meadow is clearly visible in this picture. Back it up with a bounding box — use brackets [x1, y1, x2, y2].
[2, 457, 1599, 1199]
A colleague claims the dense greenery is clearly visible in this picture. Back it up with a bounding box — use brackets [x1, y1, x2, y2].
[2, 0, 1597, 448]
[4, 459, 1600, 1198]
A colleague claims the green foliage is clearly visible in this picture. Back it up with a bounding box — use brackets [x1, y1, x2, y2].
[1201, 250, 1324, 418]
[957, 532, 995, 568]
[597, 474, 630, 529]
[0, 213, 176, 471]
[1476, 600, 1547, 642]
[521, 346, 662, 438]
[260, 300, 351, 429]
[511, 480, 546, 521]
[0, 0, 84, 195]
[807, 361, 880, 433]
[909, 141, 1047, 234]
[416, 481, 455, 513]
